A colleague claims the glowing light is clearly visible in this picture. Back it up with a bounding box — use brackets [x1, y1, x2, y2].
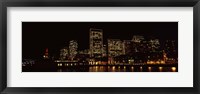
[131, 66, 134, 69]
[140, 66, 143, 71]
[112, 66, 115, 69]
[172, 67, 176, 72]
[159, 67, 163, 72]
[160, 60, 165, 64]
[147, 67, 151, 72]
[147, 61, 154, 64]
[124, 66, 126, 69]
[118, 66, 120, 69]
[156, 61, 160, 64]
[131, 66, 134, 71]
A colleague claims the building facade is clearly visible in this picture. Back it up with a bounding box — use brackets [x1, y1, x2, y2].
[89, 28, 103, 58]
[69, 40, 78, 60]
[60, 47, 68, 60]
[108, 39, 124, 57]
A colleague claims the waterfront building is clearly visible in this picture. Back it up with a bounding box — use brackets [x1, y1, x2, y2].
[148, 39, 160, 52]
[69, 40, 78, 60]
[89, 28, 103, 58]
[132, 35, 144, 43]
[60, 47, 68, 60]
[123, 40, 133, 55]
[108, 39, 124, 57]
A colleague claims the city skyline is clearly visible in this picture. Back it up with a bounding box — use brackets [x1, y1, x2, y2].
[22, 22, 178, 60]
[22, 22, 178, 72]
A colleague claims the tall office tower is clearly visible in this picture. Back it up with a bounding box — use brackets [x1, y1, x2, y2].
[148, 39, 160, 52]
[132, 35, 144, 43]
[60, 47, 68, 60]
[89, 28, 103, 58]
[69, 40, 78, 60]
[131, 35, 145, 53]
[123, 40, 133, 55]
[108, 39, 124, 57]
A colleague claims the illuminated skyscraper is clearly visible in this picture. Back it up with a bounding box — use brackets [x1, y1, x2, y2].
[60, 47, 68, 60]
[69, 40, 78, 60]
[108, 39, 124, 57]
[131, 35, 145, 53]
[89, 28, 103, 58]
[123, 40, 133, 55]
[132, 35, 144, 43]
[149, 39, 160, 52]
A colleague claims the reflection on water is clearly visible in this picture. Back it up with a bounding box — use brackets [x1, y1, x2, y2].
[56, 66, 177, 72]
[148, 67, 152, 72]
[171, 67, 176, 72]
[22, 61, 177, 72]
[159, 67, 163, 72]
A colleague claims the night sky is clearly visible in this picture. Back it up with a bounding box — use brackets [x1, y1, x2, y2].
[22, 22, 178, 59]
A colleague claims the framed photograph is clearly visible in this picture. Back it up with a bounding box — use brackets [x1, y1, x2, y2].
[0, 0, 199, 94]
[22, 22, 178, 72]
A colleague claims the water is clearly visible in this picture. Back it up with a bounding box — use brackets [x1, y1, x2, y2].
[56, 66, 177, 72]
[22, 61, 178, 72]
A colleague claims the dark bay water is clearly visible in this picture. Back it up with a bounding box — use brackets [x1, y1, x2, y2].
[56, 66, 177, 72]
[22, 62, 178, 72]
